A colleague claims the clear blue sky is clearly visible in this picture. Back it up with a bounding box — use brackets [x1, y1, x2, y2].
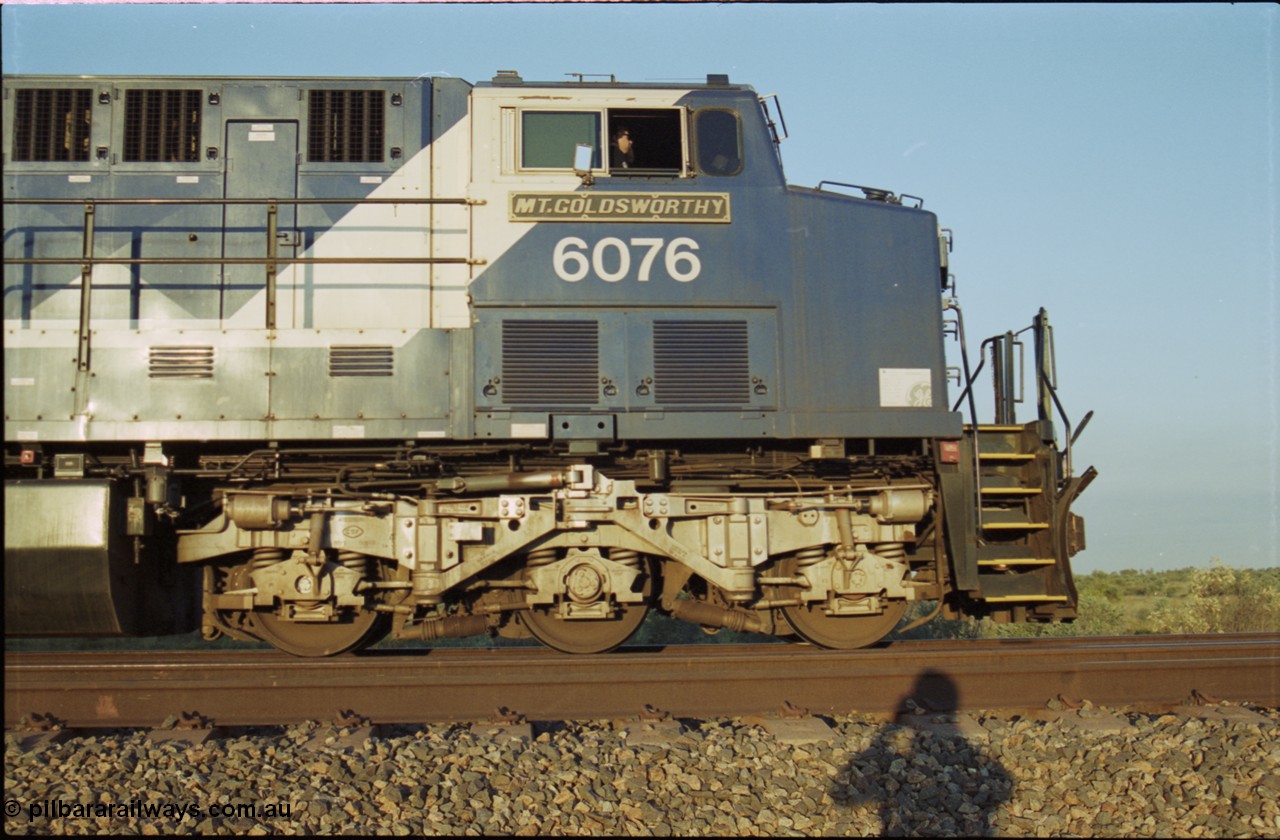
[3, 2, 1277, 574]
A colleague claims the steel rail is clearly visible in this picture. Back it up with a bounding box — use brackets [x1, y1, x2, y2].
[5, 634, 1277, 728]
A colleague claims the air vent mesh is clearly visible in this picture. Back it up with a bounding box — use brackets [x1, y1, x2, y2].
[502, 321, 599, 405]
[329, 345, 394, 377]
[123, 89, 202, 163]
[653, 320, 750, 405]
[307, 89, 385, 162]
[12, 88, 92, 162]
[149, 346, 215, 379]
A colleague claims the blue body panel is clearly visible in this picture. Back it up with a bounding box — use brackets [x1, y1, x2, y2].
[4, 75, 958, 446]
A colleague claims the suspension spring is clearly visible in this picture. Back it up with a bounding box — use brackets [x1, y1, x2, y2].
[875, 542, 907, 562]
[526, 547, 558, 567]
[336, 550, 369, 576]
[794, 546, 826, 567]
[250, 547, 287, 570]
[611, 548, 641, 569]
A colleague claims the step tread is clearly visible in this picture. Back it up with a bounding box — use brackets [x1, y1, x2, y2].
[978, 558, 1056, 567]
[982, 521, 1051, 531]
[978, 544, 1052, 559]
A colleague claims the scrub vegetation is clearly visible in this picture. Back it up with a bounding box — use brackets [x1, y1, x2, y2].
[894, 560, 1280, 641]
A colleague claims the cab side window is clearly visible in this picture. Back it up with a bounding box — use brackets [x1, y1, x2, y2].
[521, 111, 601, 169]
[606, 108, 683, 174]
[695, 109, 742, 177]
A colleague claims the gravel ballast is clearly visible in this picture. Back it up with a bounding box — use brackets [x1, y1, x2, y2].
[5, 706, 1278, 836]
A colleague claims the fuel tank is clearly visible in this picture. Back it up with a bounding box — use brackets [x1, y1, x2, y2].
[4, 479, 199, 636]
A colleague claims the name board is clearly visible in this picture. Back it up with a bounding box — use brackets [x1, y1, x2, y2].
[510, 192, 731, 223]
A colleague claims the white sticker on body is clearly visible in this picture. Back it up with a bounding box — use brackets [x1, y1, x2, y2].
[510, 423, 547, 439]
[879, 368, 934, 408]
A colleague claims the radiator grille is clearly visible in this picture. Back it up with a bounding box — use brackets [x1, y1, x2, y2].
[653, 320, 751, 405]
[328, 345, 394, 377]
[12, 88, 92, 162]
[307, 90, 385, 162]
[502, 321, 599, 405]
[149, 346, 215, 379]
[123, 89, 202, 163]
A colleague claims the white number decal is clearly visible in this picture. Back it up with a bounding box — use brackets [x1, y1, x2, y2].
[630, 237, 664, 282]
[592, 237, 631, 283]
[553, 236, 590, 282]
[664, 237, 701, 283]
[553, 237, 702, 283]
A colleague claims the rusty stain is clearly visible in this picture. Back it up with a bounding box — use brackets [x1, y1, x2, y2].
[95, 694, 120, 719]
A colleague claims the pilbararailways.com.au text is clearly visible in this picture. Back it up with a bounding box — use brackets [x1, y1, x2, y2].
[5, 798, 292, 822]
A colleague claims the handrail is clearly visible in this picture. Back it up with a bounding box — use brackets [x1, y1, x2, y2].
[3, 197, 480, 206]
[2, 196, 486, 364]
[950, 335, 995, 414]
[944, 299, 984, 534]
[1039, 370, 1075, 481]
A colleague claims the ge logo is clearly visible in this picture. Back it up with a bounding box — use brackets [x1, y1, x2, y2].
[907, 382, 933, 408]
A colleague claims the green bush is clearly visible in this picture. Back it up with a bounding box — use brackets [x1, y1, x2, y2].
[889, 560, 1272, 641]
[1146, 559, 1280, 634]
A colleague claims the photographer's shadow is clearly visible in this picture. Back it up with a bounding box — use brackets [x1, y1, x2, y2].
[832, 669, 1011, 836]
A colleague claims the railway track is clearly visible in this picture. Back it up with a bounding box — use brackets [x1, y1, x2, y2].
[6, 634, 1278, 729]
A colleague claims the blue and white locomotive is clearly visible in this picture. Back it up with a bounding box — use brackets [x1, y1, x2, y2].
[3, 71, 1095, 655]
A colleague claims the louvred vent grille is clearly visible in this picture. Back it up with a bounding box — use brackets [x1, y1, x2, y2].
[502, 321, 600, 405]
[653, 320, 751, 405]
[149, 346, 215, 379]
[329, 345, 394, 377]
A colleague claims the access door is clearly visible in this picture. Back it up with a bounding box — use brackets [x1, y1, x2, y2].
[222, 121, 298, 326]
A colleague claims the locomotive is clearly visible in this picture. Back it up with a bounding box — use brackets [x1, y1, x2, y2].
[3, 71, 1095, 656]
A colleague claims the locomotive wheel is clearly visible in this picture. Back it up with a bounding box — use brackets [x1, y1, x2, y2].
[774, 556, 906, 649]
[780, 599, 906, 650]
[518, 557, 655, 654]
[248, 609, 390, 658]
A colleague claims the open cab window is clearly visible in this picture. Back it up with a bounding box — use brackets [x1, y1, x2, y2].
[605, 108, 683, 175]
[516, 107, 688, 177]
